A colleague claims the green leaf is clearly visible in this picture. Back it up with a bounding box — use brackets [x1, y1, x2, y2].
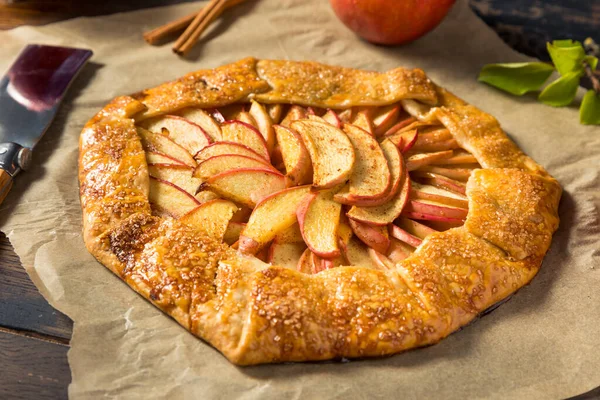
[547, 40, 586, 75]
[580, 90, 600, 125]
[478, 62, 555, 95]
[583, 55, 598, 71]
[538, 71, 583, 107]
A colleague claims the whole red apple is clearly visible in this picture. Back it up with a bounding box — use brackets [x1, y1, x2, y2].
[330, 0, 456, 45]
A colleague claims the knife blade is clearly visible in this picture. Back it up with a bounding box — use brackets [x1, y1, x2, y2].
[0, 44, 92, 205]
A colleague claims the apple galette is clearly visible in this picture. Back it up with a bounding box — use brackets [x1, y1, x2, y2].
[79, 58, 561, 365]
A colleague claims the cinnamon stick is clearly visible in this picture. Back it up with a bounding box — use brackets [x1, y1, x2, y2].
[173, 0, 229, 56]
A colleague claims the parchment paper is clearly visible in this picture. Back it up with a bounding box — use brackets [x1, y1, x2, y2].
[1, 1, 599, 398]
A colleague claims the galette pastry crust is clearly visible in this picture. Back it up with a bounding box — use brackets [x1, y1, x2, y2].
[79, 58, 561, 365]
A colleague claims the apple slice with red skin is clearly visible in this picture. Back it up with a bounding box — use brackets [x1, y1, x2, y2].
[347, 159, 410, 226]
[238, 185, 311, 255]
[249, 100, 276, 154]
[389, 224, 423, 248]
[412, 171, 466, 195]
[411, 138, 459, 153]
[274, 222, 304, 244]
[221, 120, 270, 161]
[348, 218, 390, 254]
[341, 237, 378, 268]
[194, 154, 275, 181]
[404, 199, 468, 220]
[194, 141, 267, 163]
[386, 129, 418, 153]
[145, 151, 185, 166]
[417, 166, 473, 182]
[148, 177, 200, 218]
[334, 124, 390, 203]
[296, 248, 313, 273]
[268, 241, 307, 269]
[201, 168, 288, 208]
[280, 105, 307, 127]
[273, 125, 313, 185]
[373, 104, 400, 136]
[322, 110, 342, 128]
[351, 111, 374, 135]
[395, 217, 438, 240]
[405, 149, 453, 171]
[223, 222, 245, 245]
[337, 108, 354, 123]
[433, 150, 478, 165]
[297, 190, 342, 258]
[383, 116, 416, 136]
[142, 115, 212, 156]
[387, 238, 415, 263]
[368, 248, 396, 271]
[402, 211, 465, 224]
[148, 164, 201, 195]
[138, 127, 196, 167]
[291, 120, 355, 190]
[176, 108, 222, 141]
[266, 104, 284, 124]
[179, 199, 238, 242]
[410, 181, 468, 209]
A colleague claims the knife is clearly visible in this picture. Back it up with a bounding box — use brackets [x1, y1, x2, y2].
[0, 44, 93, 205]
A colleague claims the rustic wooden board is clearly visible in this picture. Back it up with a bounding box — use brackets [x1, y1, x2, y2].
[0, 329, 70, 400]
[0, 232, 73, 340]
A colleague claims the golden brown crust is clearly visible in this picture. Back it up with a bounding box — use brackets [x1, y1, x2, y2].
[79, 59, 561, 365]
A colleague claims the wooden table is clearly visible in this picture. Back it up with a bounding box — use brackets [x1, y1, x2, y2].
[0, 1, 598, 398]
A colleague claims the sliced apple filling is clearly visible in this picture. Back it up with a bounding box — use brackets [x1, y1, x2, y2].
[138, 101, 480, 274]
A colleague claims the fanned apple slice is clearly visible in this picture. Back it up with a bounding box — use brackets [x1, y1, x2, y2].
[274, 223, 304, 244]
[410, 181, 468, 209]
[195, 190, 220, 203]
[280, 105, 307, 127]
[238, 186, 311, 255]
[138, 127, 196, 167]
[195, 141, 267, 163]
[404, 199, 468, 221]
[368, 248, 395, 271]
[395, 217, 438, 240]
[405, 149, 453, 171]
[322, 110, 342, 128]
[411, 132, 459, 152]
[297, 190, 342, 258]
[433, 150, 478, 165]
[373, 104, 400, 136]
[221, 120, 270, 161]
[201, 168, 287, 208]
[176, 108, 222, 141]
[291, 120, 355, 189]
[348, 218, 390, 254]
[223, 222, 245, 245]
[194, 154, 274, 180]
[334, 124, 390, 203]
[351, 111, 374, 135]
[179, 199, 238, 241]
[296, 248, 313, 273]
[347, 159, 410, 226]
[249, 100, 276, 154]
[387, 238, 415, 263]
[148, 164, 201, 195]
[266, 104, 284, 124]
[417, 166, 473, 182]
[145, 151, 185, 166]
[273, 125, 313, 185]
[389, 224, 423, 248]
[342, 237, 378, 268]
[148, 177, 200, 218]
[268, 241, 307, 269]
[412, 171, 466, 195]
[234, 111, 258, 128]
[383, 116, 416, 136]
[387, 129, 418, 153]
[337, 108, 354, 123]
[142, 115, 212, 156]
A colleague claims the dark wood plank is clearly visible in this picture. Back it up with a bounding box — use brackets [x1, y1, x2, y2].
[0, 232, 73, 340]
[0, 329, 70, 400]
